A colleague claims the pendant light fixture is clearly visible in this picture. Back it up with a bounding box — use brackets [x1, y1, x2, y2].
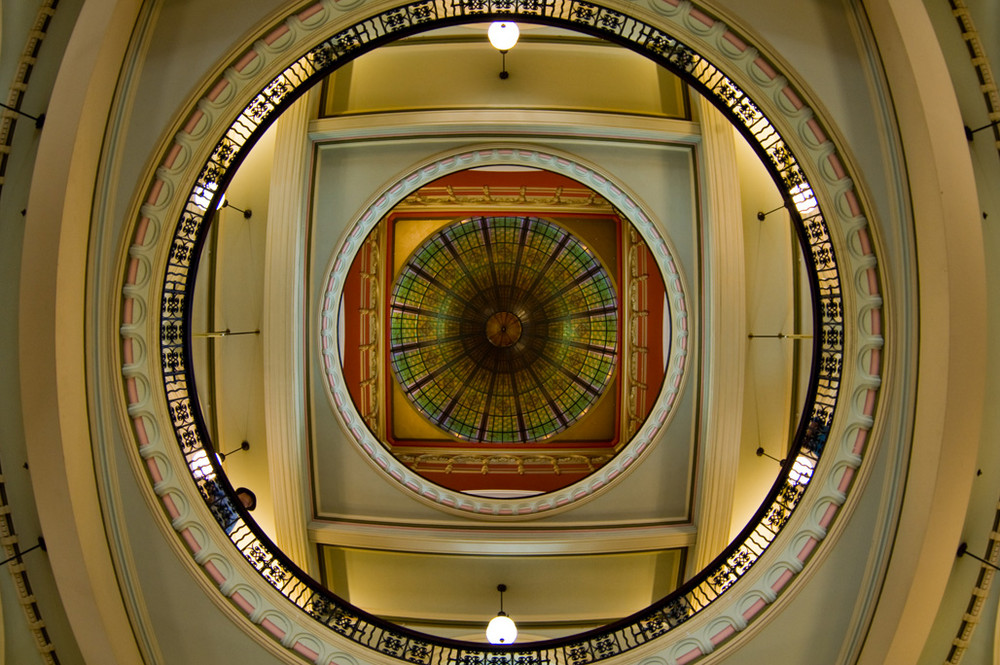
[488, 22, 519, 79]
[485, 583, 517, 644]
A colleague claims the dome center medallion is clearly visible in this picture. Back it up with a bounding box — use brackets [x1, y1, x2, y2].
[486, 311, 522, 347]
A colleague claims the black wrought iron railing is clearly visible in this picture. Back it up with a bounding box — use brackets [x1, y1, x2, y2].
[152, 1, 847, 663]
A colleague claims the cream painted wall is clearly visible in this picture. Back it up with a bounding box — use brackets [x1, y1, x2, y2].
[322, 546, 684, 637]
[196, 123, 280, 544]
[324, 34, 687, 117]
[728, 125, 798, 542]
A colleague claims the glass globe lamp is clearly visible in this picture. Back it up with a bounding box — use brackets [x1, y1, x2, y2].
[486, 612, 517, 645]
[486, 583, 517, 644]
[487, 22, 519, 51]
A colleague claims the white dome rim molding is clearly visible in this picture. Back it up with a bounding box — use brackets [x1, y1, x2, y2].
[317, 143, 692, 520]
[115, 1, 884, 664]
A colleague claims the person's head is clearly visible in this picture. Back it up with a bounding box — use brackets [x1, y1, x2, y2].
[235, 487, 257, 511]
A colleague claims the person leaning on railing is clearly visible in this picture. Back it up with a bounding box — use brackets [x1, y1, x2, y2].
[199, 479, 256, 534]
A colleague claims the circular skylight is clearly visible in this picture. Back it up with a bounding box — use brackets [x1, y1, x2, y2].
[388, 216, 618, 443]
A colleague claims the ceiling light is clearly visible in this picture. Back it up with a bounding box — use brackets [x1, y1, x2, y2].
[488, 22, 519, 80]
[486, 583, 517, 644]
[488, 21, 519, 51]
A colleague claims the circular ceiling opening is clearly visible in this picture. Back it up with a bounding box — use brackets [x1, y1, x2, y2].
[118, 1, 883, 659]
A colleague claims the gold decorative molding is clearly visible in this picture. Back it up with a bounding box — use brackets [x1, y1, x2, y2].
[625, 226, 651, 439]
[396, 451, 615, 476]
[358, 227, 381, 432]
[395, 184, 614, 213]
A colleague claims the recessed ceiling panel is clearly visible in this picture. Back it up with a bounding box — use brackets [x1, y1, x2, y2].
[323, 152, 692, 511]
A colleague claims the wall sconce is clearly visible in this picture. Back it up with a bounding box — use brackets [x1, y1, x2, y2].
[488, 22, 519, 80]
[957, 542, 1000, 571]
[755, 447, 785, 465]
[756, 203, 785, 221]
[217, 440, 250, 463]
[965, 118, 1000, 141]
[486, 583, 517, 644]
[0, 537, 46, 567]
[0, 102, 45, 129]
[218, 194, 252, 219]
[747, 332, 812, 340]
[194, 328, 260, 338]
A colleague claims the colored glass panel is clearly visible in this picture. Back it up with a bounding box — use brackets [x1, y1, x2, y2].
[388, 217, 619, 443]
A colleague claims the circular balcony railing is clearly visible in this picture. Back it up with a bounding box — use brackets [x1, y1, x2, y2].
[120, 1, 884, 663]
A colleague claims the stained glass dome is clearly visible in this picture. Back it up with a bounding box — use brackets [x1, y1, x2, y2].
[388, 216, 618, 443]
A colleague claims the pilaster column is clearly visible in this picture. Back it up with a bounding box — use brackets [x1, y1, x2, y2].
[691, 97, 746, 571]
[264, 94, 315, 573]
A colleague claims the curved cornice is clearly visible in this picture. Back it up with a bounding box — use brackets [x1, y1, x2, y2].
[20, 0, 152, 663]
[854, 2, 986, 663]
